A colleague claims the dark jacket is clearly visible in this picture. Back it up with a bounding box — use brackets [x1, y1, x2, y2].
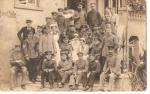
[87, 10, 102, 27]
[17, 26, 35, 42]
[56, 15, 67, 32]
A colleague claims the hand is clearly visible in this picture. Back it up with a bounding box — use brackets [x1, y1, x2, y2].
[25, 57, 29, 61]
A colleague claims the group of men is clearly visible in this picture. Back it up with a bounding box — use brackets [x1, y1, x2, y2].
[9, 2, 121, 91]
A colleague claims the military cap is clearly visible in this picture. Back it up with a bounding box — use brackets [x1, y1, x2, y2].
[44, 51, 54, 55]
[78, 2, 83, 6]
[77, 52, 84, 56]
[51, 11, 57, 16]
[45, 17, 52, 20]
[58, 8, 64, 12]
[15, 44, 21, 48]
[26, 19, 32, 23]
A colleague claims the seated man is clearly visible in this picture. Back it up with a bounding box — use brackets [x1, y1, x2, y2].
[57, 51, 73, 88]
[99, 45, 121, 91]
[40, 51, 57, 89]
[69, 52, 88, 89]
[83, 55, 100, 91]
[10, 45, 28, 90]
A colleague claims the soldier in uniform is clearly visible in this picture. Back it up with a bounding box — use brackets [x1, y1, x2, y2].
[60, 37, 73, 59]
[40, 51, 57, 89]
[10, 45, 28, 90]
[99, 46, 121, 91]
[69, 52, 88, 89]
[51, 12, 58, 21]
[17, 20, 35, 49]
[87, 3, 102, 30]
[101, 23, 119, 73]
[22, 31, 39, 82]
[57, 52, 73, 88]
[74, 3, 87, 31]
[56, 8, 67, 33]
[83, 55, 100, 91]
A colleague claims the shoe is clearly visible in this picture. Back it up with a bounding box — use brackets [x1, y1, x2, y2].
[83, 86, 90, 91]
[21, 85, 26, 90]
[59, 83, 64, 88]
[10, 87, 14, 90]
[40, 86, 45, 89]
[69, 85, 75, 90]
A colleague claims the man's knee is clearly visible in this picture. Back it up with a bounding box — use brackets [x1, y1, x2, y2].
[100, 72, 106, 79]
[22, 67, 27, 73]
[10, 67, 16, 75]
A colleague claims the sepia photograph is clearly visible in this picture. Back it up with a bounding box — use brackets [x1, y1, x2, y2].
[0, 0, 147, 92]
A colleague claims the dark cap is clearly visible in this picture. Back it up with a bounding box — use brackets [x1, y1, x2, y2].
[78, 2, 83, 7]
[26, 19, 32, 23]
[44, 51, 54, 56]
[107, 45, 115, 50]
[15, 44, 21, 48]
[51, 11, 57, 16]
[77, 52, 84, 56]
[46, 17, 52, 20]
[58, 8, 64, 12]
[37, 25, 43, 28]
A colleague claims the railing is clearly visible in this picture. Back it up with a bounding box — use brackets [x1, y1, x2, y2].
[128, 11, 146, 24]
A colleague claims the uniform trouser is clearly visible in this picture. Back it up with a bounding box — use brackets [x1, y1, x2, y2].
[10, 66, 28, 88]
[99, 72, 117, 90]
[100, 56, 107, 73]
[69, 71, 87, 86]
[41, 71, 55, 87]
[84, 72, 97, 87]
[26, 58, 39, 81]
[60, 71, 72, 84]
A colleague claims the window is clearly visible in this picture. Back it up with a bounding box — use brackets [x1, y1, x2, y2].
[14, 0, 42, 11]
[67, 0, 87, 10]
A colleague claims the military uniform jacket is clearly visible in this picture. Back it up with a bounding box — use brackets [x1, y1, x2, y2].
[58, 60, 73, 71]
[88, 61, 100, 73]
[101, 33, 119, 57]
[74, 59, 88, 73]
[56, 15, 67, 32]
[42, 59, 57, 71]
[23, 36, 39, 58]
[10, 50, 25, 66]
[103, 55, 121, 75]
[17, 26, 35, 41]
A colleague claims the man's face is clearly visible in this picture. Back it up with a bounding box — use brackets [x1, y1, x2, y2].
[78, 54, 83, 60]
[91, 4, 96, 10]
[46, 54, 52, 60]
[26, 22, 31, 27]
[61, 54, 67, 60]
[64, 39, 69, 43]
[89, 55, 95, 62]
[77, 5, 82, 10]
[43, 29, 49, 34]
[37, 27, 42, 33]
[15, 46, 21, 52]
[105, 14, 111, 21]
[46, 19, 51, 24]
[58, 11, 63, 16]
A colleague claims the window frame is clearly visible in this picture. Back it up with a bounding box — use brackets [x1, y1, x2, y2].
[14, 0, 43, 11]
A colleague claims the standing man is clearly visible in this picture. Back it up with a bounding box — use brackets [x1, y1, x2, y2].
[101, 23, 119, 72]
[23, 31, 39, 83]
[56, 8, 67, 33]
[87, 3, 102, 30]
[17, 20, 35, 48]
[74, 3, 87, 31]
